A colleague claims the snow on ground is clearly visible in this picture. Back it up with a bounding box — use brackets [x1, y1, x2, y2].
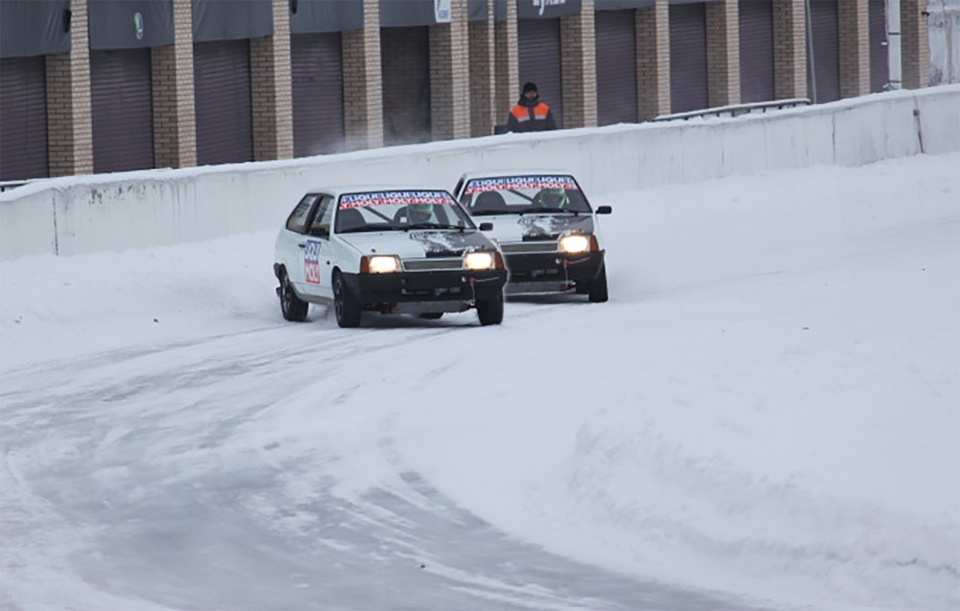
[0, 153, 958, 611]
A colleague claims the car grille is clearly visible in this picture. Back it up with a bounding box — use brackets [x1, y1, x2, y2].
[500, 241, 558, 254]
[402, 258, 464, 272]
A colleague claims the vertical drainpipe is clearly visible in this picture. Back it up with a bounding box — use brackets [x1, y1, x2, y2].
[888, 0, 903, 88]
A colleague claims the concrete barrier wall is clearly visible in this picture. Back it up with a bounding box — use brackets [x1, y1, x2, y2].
[2, 85, 958, 261]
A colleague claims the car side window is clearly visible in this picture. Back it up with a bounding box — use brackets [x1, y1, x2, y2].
[453, 178, 465, 202]
[307, 195, 335, 237]
[286, 194, 319, 234]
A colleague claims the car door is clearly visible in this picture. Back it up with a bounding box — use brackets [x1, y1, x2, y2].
[276, 193, 321, 293]
[300, 194, 335, 300]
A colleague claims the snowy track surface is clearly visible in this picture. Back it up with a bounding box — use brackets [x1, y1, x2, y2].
[2, 154, 958, 611]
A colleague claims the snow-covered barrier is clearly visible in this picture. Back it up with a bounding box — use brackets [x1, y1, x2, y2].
[2, 85, 958, 261]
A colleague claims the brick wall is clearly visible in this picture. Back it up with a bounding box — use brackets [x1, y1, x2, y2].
[707, 0, 741, 106]
[430, 0, 470, 140]
[901, 0, 930, 88]
[343, 0, 383, 150]
[637, 0, 671, 120]
[46, 0, 93, 176]
[839, 0, 870, 97]
[494, 0, 519, 123]
[250, 0, 294, 161]
[561, 0, 597, 128]
[152, 0, 196, 169]
[774, 0, 807, 99]
[469, 15, 496, 136]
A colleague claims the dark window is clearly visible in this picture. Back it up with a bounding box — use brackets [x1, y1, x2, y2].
[669, 2, 709, 113]
[0, 56, 48, 180]
[518, 18, 563, 127]
[738, 0, 775, 103]
[596, 10, 638, 125]
[286, 194, 320, 233]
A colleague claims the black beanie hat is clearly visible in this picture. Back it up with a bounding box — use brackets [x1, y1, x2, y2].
[522, 82, 538, 94]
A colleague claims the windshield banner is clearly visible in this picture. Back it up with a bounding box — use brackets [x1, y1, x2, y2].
[340, 191, 455, 208]
[464, 176, 579, 194]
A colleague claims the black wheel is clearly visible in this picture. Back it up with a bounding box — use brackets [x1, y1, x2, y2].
[333, 271, 362, 328]
[419, 312, 443, 320]
[279, 271, 308, 322]
[588, 264, 609, 303]
[476, 292, 504, 326]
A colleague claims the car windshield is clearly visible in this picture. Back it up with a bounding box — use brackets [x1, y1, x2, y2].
[334, 190, 476, 233]
[459, 175, 593, 216]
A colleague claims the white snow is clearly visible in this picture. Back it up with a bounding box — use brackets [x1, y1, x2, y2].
[1, 153, 958, 611]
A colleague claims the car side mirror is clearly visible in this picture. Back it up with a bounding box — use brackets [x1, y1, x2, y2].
[595, 205, 612, 215]
[479, 222, 494, 231]
[309, 226, 329, 238]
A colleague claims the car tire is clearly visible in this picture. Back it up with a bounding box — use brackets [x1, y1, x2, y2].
[588, 264, 609, 303]
[279, 271, 309, 322]
[476, 292, 504, 326]
[419, 312, 443, 320]
[333, 271, 362, 328]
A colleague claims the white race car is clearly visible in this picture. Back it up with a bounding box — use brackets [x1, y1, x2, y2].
[452, 171, 611, 302]
[274, 187, 508, 328]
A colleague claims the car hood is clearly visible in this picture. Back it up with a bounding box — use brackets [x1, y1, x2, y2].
[478, 214, 596, 242]
[339, 229, 497, 258]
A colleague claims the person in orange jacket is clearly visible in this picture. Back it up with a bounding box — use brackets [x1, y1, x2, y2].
[506, 82, 558, 133]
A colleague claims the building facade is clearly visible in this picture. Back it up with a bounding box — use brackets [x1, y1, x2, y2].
[0, 0, 931, 181]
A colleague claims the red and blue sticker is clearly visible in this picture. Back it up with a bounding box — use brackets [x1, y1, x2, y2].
[463, 176, 579, 195]
[340, 191, 455, 209]
[304, 239, 322, 285]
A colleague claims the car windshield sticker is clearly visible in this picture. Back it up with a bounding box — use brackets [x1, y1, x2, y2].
[304, 239, 321, 284]
[340, 191, 455, 209]
[463, 176, 579, 194]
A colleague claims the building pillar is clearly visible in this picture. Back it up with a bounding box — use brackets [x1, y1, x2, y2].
[152, 0, 197, 169]
[900, 0, 929, 88]
[636, 0, 671, 120]
[773, 0, 807, 99]
[839, 0, 871, 97]
[468, 0, 497, 137]
[494, 0, 519, 128]
[343, 0, 383, 150]
[430, 0, 471, 140]
[561, 0, 597, 128]
[707, 0, 741, 107]
[45, 0, 93, 176]
[251, 0, 294, 161]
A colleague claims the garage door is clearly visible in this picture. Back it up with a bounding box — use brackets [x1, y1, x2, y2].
[292, 32, 344, 156]
[381, 27, 430, 146]
[194, 40, 253, 166]
[669, 2, 709, 113]
[518, 18, 563, 127]
[596, 10, 638, 125]
[91, 49, 154, 173]
[807, 0, 840, 103]
[869, 0, 889, 92]
[0, 56, 47, 180]
[739, 0, 775, 103]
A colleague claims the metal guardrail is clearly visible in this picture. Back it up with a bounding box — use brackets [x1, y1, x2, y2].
[653, 98, 812, 122]
[0, 180, 30, 193]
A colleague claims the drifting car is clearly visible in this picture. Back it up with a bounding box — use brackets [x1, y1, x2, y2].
[273, 187, 508, 328]
[452, 171, 611, 302]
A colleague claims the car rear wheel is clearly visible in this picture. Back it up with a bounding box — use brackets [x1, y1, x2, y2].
[279, 271, 309, 322]
[333, 271, 362, 328]
[588, 264, 609, 303]
[476, 292, 504, 326]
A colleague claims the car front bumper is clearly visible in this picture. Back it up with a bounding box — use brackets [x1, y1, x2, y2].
[502, 250, 605, 294]
[342, 269, 508, 310]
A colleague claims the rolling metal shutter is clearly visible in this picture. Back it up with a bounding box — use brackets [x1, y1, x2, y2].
[0, 56, 47, 180]
[194, 40, 253, 166]
[518, 19, 563, 127]
[292, 32, 344, 156]
[738, 0, 775, 103]
[380, 27, 430, 146]
[807, 0, 840, 103]
[90, 49, 154, 174]
[595, 10, 638, 126]
[669, 3, 708, 113]
[869, 0, 889, 92]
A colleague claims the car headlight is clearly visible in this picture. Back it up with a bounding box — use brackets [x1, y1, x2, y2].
[361, 255, 400, 274]
[463, 251, 495, 270]
[558, 234, 591, 254]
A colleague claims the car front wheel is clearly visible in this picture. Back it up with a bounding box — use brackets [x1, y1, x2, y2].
[476, 292, 504, 326]
[279, 271, 309, 322]
[333, 271, 362, 328]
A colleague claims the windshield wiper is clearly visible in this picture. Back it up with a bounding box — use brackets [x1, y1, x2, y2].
[520, 207, 581, 216]
[404, 222, 464, 231]
[339, 225, 399, 233]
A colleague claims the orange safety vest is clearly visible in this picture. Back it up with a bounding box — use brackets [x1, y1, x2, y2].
[510, 102, 550, 124]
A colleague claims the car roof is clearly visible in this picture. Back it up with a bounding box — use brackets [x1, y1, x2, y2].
[303, 185, 454, 198]
[456, 169, 578, 183]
